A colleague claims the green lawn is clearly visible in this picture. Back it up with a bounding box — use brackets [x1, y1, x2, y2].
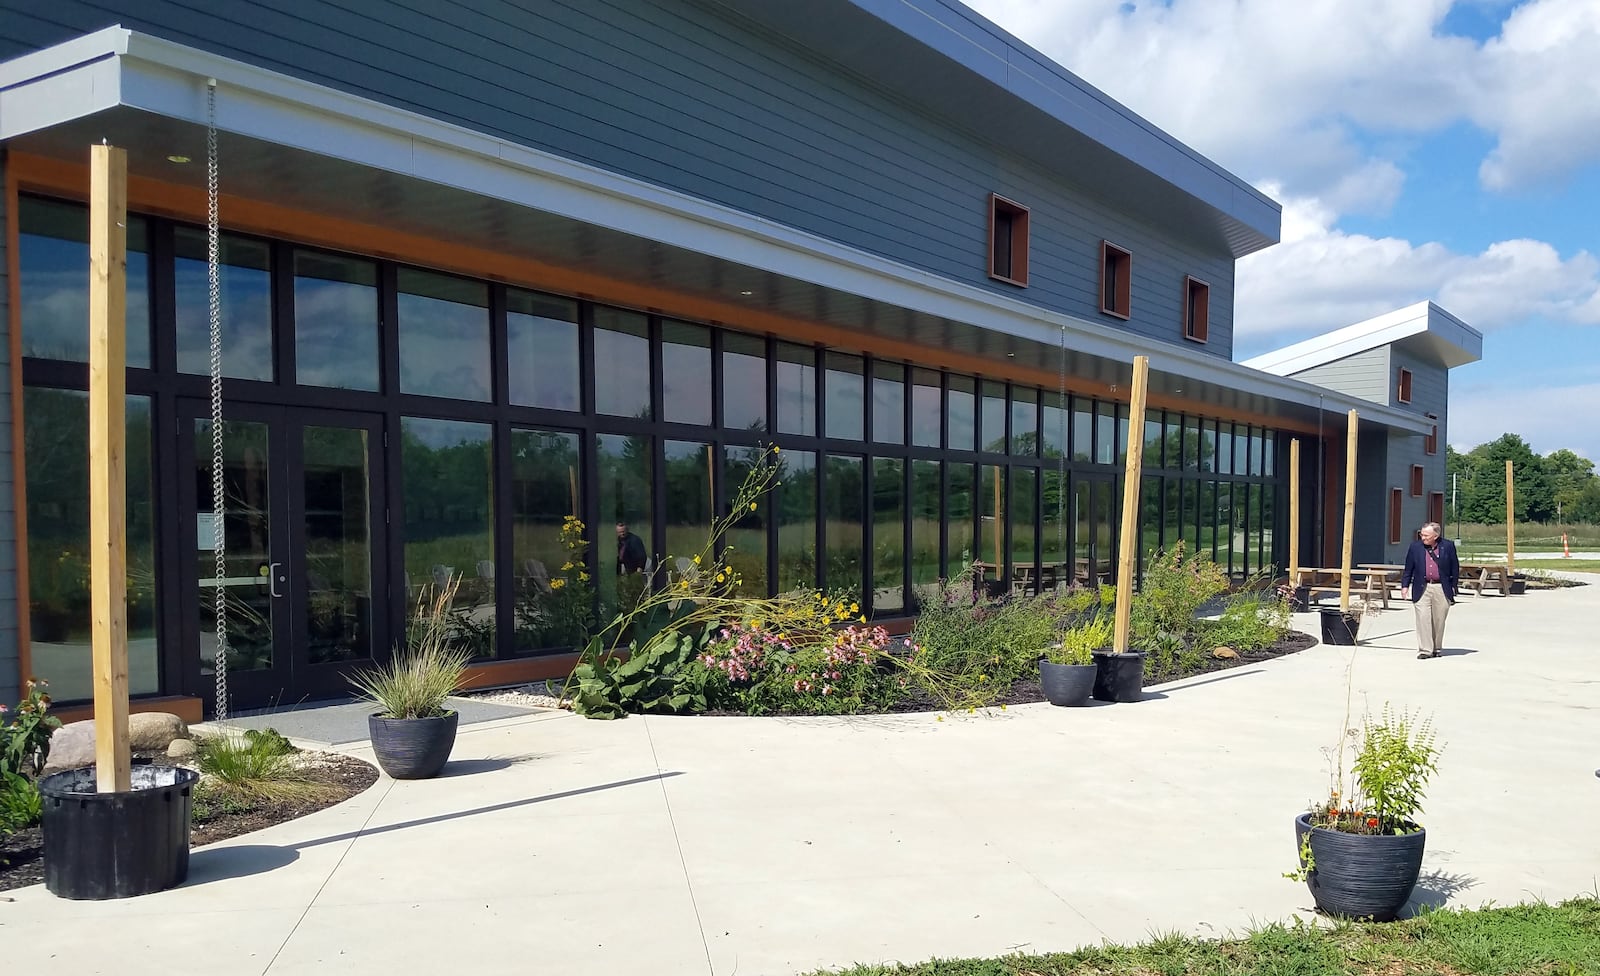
[806, 897, 1600, 976]
[1506, 559, 1600, 574]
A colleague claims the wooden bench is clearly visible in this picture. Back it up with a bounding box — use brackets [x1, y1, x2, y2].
[1291, 567, 1394, 609]
[1459, 562, 1513, 596]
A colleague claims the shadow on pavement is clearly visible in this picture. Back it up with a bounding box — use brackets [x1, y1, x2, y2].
[183, 845, 300, 888]
[436, 755, 540, 778]
[1407, 869, 1481, 914]
[1156, 669, 1265, 695]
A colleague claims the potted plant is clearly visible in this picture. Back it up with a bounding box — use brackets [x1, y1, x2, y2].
[1038, 612, 1111, 707]
[1289, 704, 1442, 921]
[1317, 594, 1377, 646]
[348, 577, 473, 780]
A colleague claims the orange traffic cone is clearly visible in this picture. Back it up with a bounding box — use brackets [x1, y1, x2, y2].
[1563, 533, 1571, 558]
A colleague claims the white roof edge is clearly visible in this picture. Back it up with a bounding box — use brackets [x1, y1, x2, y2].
[0, 25, 128, 88]
[1242, 301, 1483, 375]
[1, 29, 1422, 434]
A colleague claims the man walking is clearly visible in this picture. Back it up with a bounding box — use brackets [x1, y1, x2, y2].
[615, 521, 647, 576]
[1400, 521, 1459, 659]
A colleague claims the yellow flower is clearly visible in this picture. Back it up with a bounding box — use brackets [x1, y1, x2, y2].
[850, 602, 860, 613]
[681, 581, 690, 590]
[561, 563, 573, 571]
[858, 615, 866, 623]
[749, 502, 757, 511]
[693, 555, 701, 565]
[550, 578, 566, 590]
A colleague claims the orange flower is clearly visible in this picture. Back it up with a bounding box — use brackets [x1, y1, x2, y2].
[1366, 817, 1379, 828]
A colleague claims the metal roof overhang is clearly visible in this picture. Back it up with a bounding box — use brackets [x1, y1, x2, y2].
[0, 28, 1419, 439]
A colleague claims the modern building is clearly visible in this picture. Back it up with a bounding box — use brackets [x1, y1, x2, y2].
[0, 1, 1475, 718]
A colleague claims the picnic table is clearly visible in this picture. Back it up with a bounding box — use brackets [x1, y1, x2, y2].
[1458, 562, 1515, 596]
[972, 560, 1088, 594]
[1290, 566, 1395, 609]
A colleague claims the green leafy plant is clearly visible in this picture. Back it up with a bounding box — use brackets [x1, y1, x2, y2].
[1131, 541, 1229, 644]
[1, 770, 43, 834]
[1201, 582, 1290, 653]
[1044, 612, 1112, 666]
[242, 727, 297, 757]
[515, 514, 599, 650]
[349, 577, 472, 719]
[1137, 629, 1187, 678]
[195, 733, 331, 805]
[1, 678, 62, 779]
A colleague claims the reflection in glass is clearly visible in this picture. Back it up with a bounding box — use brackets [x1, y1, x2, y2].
[980, 464, 1003, 570]
[1043, 466, 1069, 581]
[662, 322, 712, 426]
[398, 269, 490, 400]
[402, 417, 495, 657]
[873, 458, 904, 613]
[824, 455, 864, 598]
[1163, 476, 1184, 554]
[911, 369, 941, 448]
[1165, 414, 1183, 472]
[511, 429, 585, 651]
[18, 196, 152, 367]
[594, 307, 652, 419]
[1144, 411, 1163, 469]
[195, 417, 275, 676]
[723, 333, 767, 432]
[776, 450, 817, 594]
[872, 362, 905, 444]
[23, 390, 159, 700]
[177, 227, 273, 381]
[725, 446, 769, 597]
[1072, 397, 1093, 462]
[1184, 417, 1203, 471]
[1075, 479, 1091, 584]
[1095, 401, 1115, 465]
[1221, 483, 1237, 573]
[508, 289, 581, 411]
[1235, 426, 1250, 476]
[1042, 393, 1067, 459]
[1011, 388, 1038, 456]
[947, 375, 976, 451]
[981, 381, 1007, 453]
[1091, 479, 1114, 583]
[597, 432, 653, 613]
[1011, 467, 1037, 592]
[1217, 422, 1234, 474]
[1259, 483, 1274, 571]
[911, 460, 941, 601]
[302, 426, 374, 663]
[947, 464, 975, 577]
[825, 353, 864, 441]
[664, 440, 714, 573]
[295, 251, 380, 391]
[1117, 405, 1130, 466]
[1251, 430, 1266, 476]
[776, 343, 816, 435]
[1263, 434, 1276, 477]
[1139, 476, 1161, 578]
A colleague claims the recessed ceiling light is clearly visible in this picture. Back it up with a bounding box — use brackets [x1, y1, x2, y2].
[738, 290, 754, 296]
[166, 154, 191, 164]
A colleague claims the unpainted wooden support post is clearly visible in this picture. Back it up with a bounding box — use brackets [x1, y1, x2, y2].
[1288, 439, 1301, 582]
[1339, 410, 1358, 614]
[1112, 356, 1150, 654]
[89, 143, 131, 794]
[1506, 460, 1515, 573]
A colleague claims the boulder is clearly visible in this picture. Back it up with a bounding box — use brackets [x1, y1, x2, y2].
[1212, 646, 1239, 659]
[129, 713, 189, 751]
[166, 738, 198, 760]
[41, 720, 99, 774]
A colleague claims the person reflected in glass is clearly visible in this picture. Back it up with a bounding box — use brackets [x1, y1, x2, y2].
[615, 521, 647, 576]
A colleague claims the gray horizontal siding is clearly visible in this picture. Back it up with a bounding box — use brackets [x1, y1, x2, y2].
[0, 0, 1239, 358]
[1291, 347, 1390, 405]
[1386, 349, 1447, 556]
[0, 150, 17, 707]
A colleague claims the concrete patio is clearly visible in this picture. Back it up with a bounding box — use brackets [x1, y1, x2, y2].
[3, 580, 1597, 975]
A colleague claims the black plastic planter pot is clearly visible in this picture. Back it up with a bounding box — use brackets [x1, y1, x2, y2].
[1319, 608, 1360, 645]
[1038, 659, 1097, 706]
[39, 765, 199, 900]
[1294, 813, 1426, 921]
[1508, 574, 1526, 595]
[1090, 651, 1147, 703]
[369, 711, 459, 779]
[1288, 586, 1311, 612]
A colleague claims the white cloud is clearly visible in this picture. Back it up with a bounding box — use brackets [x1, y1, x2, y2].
[1234, 188, 1600, 343]
[1450, 378, 1600, 459]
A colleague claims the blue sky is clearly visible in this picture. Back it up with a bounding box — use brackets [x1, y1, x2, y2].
[964, 0, 1600, 460]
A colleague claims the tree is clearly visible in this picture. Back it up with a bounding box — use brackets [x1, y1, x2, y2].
[1544, 448, 1594, 520]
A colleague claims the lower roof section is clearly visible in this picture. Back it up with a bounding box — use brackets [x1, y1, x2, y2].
[0, 27, 1427, 438]
[1244, 301, 1483, 375]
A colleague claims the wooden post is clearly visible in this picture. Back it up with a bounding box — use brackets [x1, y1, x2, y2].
[1112, 357, 1150, 654]
[89, 144, 131, 794]
[1339, 410, 1358, 613]
[1506, 460, 1516, 573]
[1288, 439, 1301, 582]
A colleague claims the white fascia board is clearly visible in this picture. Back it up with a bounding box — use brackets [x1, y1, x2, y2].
[0, 27, 129, 140]
[1244, 300, 1483, 374]
[5, 28, 1422, 434]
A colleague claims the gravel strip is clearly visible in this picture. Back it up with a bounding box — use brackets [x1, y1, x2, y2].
[462, 681, 569, 711]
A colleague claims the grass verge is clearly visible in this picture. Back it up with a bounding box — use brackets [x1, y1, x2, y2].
[806, 897, 1600, 976]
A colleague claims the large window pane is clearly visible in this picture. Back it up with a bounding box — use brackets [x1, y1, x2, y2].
[402, 418, 495, 656]
[1072, 397, 1094, 462]
[1144, 411, 1164, 469]
[824, 455, 864, 599]
[981, 381, 1007, 453]
[725, 446, 769, 597]
[1259, 483, 1275, 572]
[301, 425, 375, 665]
[196, 418, 275, 677]
[1042, 393, 1067, 460]
[511, 428, 585, 652]
[872, 362, 905, 444]
[177, 227, 272, 381]
[776, 342, 816, 436]
[24, 390, 158, 701]
[1011, 467, 1037, 591]
[980, 464, 1004, 570]
[295, 250, 379, 391]
[873, 458, 904, 613]
[596, 432, 654, 613]
[948, 463, 976, 574]
[1043, 467, 1069, 583]
[1011, 388, 1038, 456]
[664, 440, 714, 571]
[723, 332, 767, 432]
[508, 289, 580, 411]
[825, 353, 864, 441]
[398, 269, 490, 400]
[1163, 477, 1183, 554]
[1116, 405, 1130, 465]
[593, 307, 651, 419]
[947, 375, 976, 451]
[776, 449, 817, 594]
[1184, 417, 1203, 472]
[1140, 476, 1162, 579]
[18, 196, 152, 367]
[1095, 401, 1116, 465]
[1234, 425, 1249, 475]
[1263, 433, 1277, 477]
[1164, 415, 1183, 471]
[911, 369, 941, 448]
[662, 321, 712, 426]
[911, 460, 941, 603]
[1217, 422, 1234, 475]
[1251, 430, 1266, 477]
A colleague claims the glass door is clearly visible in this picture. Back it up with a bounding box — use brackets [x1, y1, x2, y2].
[1074, 473, 1116, 588]
[180, 401, 387, 710]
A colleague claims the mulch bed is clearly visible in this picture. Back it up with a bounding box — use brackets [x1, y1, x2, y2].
[0, 751, 377, 894]
[703, 628, 1320, 716]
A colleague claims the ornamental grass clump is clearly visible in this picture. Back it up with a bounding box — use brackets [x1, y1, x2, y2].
[348, 576, 472, 719]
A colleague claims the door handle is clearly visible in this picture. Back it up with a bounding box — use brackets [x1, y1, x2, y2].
[270, 562, 284, 598]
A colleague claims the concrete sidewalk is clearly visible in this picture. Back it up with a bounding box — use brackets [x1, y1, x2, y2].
[4, 582, 1598, 975]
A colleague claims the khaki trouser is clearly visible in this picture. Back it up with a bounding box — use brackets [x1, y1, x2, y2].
[1414, 582, 1450, 655]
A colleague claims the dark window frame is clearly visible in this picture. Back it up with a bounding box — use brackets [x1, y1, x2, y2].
[1183, 276, 1209, 343]
[987, 193, 1030, 287]
[1410, 464, 1424, 497]
[1389, 487, 1404, 544]
[1100, 241, 1132, 319]
[1397, 368, 1414, 404]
